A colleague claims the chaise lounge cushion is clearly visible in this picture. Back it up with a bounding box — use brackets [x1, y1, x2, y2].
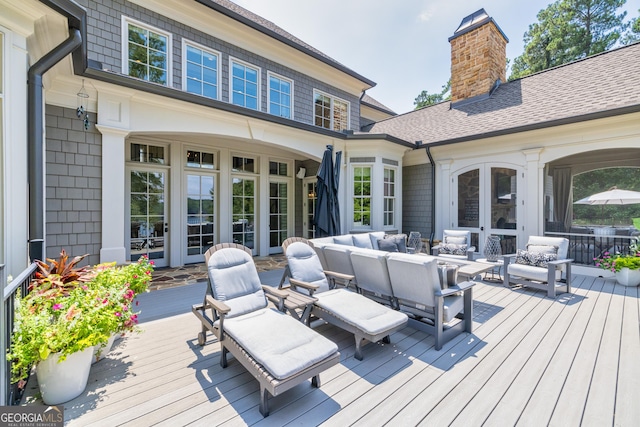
[223, 308, 338, 380]
[208, 248, 267, 318]
[286, 242, 332, 293]
[314, 289, 408, 336]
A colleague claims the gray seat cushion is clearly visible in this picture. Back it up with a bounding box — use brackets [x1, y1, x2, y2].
[223, 308, 338, 380]
[208, 247, 267, 318]
[315, 289, 407, 336]
[286, 241, 331, 293]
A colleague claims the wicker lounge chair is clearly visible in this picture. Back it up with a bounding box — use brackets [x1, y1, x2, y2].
[283, 239, 408, 360]
[192, 243, 340, 417]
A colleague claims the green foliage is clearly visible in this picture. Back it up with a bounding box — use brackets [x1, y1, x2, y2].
[622, 9, 640, 43]
[510, 0, 628, 80]
[595, 237, 640, 271]
[7, 253, 154, 383]
[414, 80, 451, 109]
[572, 167, 640, 226]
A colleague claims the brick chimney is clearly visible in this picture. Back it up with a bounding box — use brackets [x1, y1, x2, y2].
[449, 9, 508, 104]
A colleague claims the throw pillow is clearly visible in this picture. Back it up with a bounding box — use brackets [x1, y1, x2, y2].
[377, 238, 399, 252]
[515, 249, 558, 268]
[444, 236, 467, 245]
[439, 243, 467, 256]
[333, 235, 353, 246]
[384, 234, 408, 253]
[352, 233, 373, 249]
[436, 262, 459, 289]
[526, 244, 558, 255]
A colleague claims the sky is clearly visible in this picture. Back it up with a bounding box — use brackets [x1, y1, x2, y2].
[232, 0, 640, 114]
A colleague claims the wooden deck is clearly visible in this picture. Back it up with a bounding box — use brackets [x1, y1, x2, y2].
[22, 272, 640, 426]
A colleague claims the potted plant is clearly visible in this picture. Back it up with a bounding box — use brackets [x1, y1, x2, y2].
[7, 252, 154, 404]
[89, 256, 154, 360]
[594, 237, 640, 286]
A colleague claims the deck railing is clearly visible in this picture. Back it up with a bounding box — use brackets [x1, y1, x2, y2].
[1, 262, 37, 405]
[545, 231, 637, 266]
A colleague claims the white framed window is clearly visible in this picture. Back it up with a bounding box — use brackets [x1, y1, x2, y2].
[383, 167, 396, 227]
[269, 159, 290, 177]
[267, 71, 293, 119]
[230, 57, 260, 110]
[353, 165, 372, 228]
[186, 148, 216, 169]
[182, 39, 220, 100]
[232, 155, 258, 174]
[122, 17, 172, 86]
[314, 90, 349, 131]
[129, 142, 167, 165]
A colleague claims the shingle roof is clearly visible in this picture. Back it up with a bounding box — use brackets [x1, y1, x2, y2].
[361, 94, 396, 115]
[197, 0, 375, 87]
[366, 42, 640, 145]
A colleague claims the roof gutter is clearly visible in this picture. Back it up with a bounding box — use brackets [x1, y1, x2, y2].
[426, 146, 436, 245]
[29, 0, 86, 262]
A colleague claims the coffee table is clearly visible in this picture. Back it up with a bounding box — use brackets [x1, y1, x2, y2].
[436, 257, 495, 281]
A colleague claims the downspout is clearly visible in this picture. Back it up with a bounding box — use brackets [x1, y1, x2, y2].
[426, 146, 436, 245]
[28, 28, 82, 262]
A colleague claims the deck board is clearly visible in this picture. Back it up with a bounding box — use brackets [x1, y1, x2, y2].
[20, 272, 639, 427]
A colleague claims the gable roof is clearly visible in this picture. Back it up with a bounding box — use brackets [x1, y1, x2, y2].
[361, 93, 396, 115]
[366, 42, 640, 146]
[196, 0, 375, 88]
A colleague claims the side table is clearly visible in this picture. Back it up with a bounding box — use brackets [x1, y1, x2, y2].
[281, 290, 317, 326]
[476, 258, 504, 282]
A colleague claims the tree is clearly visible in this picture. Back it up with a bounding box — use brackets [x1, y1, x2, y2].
[622, 9, 640, 43]
[510, 0, 628, 80]
[413, 80, 451, 109]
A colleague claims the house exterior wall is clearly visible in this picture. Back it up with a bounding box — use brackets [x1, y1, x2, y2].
[402, 163, 433, 237]
[45, 105, 102, 267]
[80, 0, 361, 130]
[422, 112, 640, 274]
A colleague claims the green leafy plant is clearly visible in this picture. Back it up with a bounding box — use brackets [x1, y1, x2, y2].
[7, 252, 154, 384]
[594, 237, 640, 272]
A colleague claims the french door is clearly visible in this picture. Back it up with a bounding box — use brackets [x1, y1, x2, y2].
[128, 168, 168, 267]
[455, 166, 520, 255]
[303, 177, 317, 239]
[185, 173, 215, 264]
[269, 180, 289, 253]
[231, 176, 256, 254]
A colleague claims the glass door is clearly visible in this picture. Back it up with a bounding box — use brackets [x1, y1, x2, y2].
[232, 176, 256, 254]
[303, 178, 317, 239]
[269, 180, 288, 253]
[185, 173, 215, 263]
[455, 166, 520, 256]
[129, 169, 168, 267]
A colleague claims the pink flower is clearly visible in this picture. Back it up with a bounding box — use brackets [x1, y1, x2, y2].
[149, 261, 154, 265]
[135, 301, 139, 306]
[124, 289, 135, 300]
[52, 303, 63, 311]
[133, 274, 138, 279]
[122, 305, 129, 311]
[115, 312, 122, 317]
[102, 298, 108, 305]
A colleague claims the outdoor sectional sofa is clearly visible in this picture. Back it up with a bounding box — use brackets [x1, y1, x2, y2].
[307, 233, 477, 350]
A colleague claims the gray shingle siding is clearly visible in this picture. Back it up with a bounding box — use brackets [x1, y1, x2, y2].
[402, 164, 433, 238]
[82, 0, 360, 130]
[45, 105, 102, 266]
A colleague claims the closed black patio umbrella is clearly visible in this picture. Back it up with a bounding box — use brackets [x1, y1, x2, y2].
[314, 145, 341, 237]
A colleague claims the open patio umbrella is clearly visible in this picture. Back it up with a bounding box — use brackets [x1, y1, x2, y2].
[574, 187, 640, 205]
[314, 145, 341, 237]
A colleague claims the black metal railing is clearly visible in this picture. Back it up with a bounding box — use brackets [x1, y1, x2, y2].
[545, 231, 637, 266]
[1, 262, 37, 406]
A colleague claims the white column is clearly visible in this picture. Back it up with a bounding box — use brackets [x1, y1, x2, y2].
[259, 156, 270, 256]
[523, 148, 544, 237]
[96, 125, 130, 264]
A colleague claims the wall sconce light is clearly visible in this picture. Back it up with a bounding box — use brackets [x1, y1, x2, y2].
[296, 167, 306, 179]
[76, 79, 90, 130]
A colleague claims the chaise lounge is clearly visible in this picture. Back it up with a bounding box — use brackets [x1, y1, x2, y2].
[192, 243, 340, 417]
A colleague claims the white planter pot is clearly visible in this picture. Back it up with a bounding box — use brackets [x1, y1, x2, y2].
[92, 333, 117, 364]
[615, 268, 640, 287]
[36, 346, 93, 405]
